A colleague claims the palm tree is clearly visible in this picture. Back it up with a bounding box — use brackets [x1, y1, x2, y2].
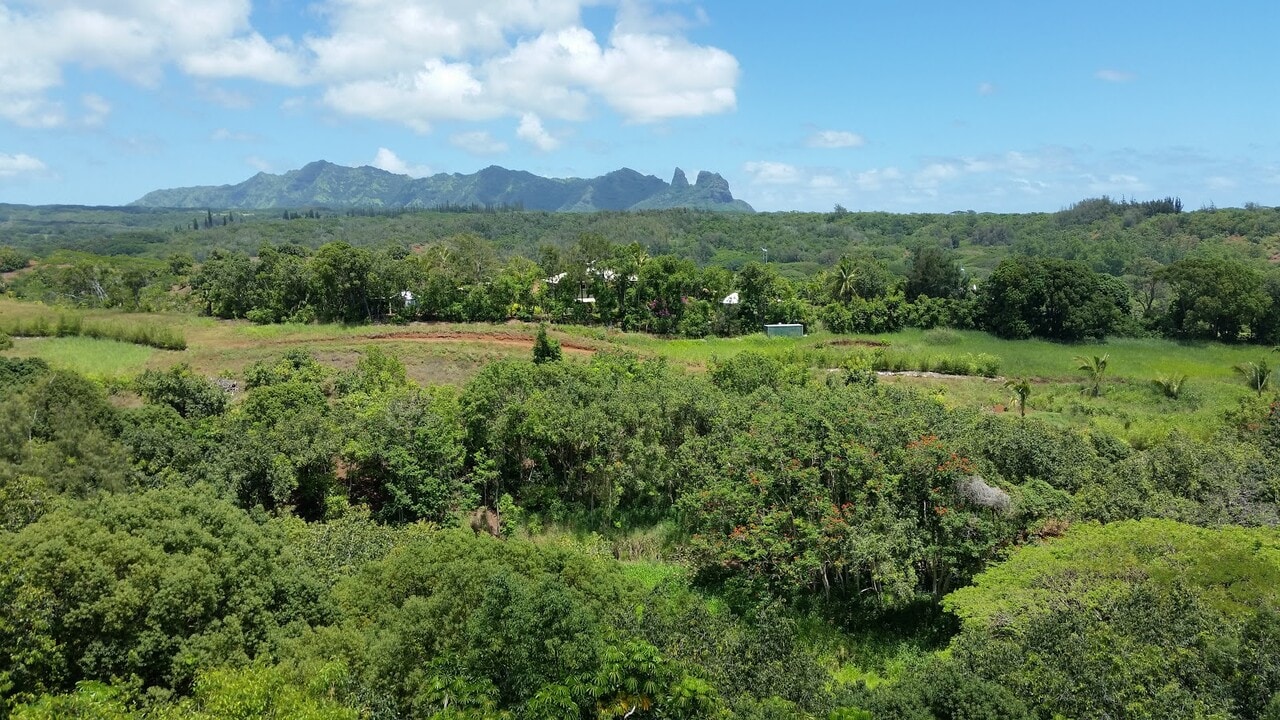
[1152, 374, 1188, 400]
[1075, 353, 1110, 397]
[1004, 377, 1032, 417]
[829, 255, 858, 304]
[1235, 359, 1272, 396]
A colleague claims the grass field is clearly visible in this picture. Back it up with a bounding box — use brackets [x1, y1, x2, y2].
[3, 296, 1273, 441]
[4, 336, 156, 378]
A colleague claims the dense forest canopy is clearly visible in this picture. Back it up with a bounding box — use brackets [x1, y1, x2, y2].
[1, 338, 1279, 718]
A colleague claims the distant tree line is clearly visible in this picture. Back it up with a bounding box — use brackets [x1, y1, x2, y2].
[181, 233, 1280, 345]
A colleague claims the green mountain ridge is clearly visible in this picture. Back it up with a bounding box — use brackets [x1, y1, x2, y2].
[129, 161, 755, 213]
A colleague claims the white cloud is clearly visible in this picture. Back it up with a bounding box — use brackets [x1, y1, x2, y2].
[181, 34, 306, 86]
[0, 1, 740, 132]
[806, 130, 865, 149]
[1095, 68, 1136, 83]
[371, 147, 432, 177]
[481, 26, 738, 124]
[743, 161, 801, 185]
[516, 112, 560, 151]
[306, 0, 738, 126]
[306, 0, 584, 81]
[1206, 175, 1237, 190]
[588, 32, 738, 122]
[451, 131, 509, 155]
[977, 82, 997, 96]
[0, 0, 304, 126]
[0, 152, 47, 178]
[323, 59, 500, 132]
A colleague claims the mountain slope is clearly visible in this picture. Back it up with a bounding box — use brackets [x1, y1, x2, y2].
[130, 162, 754, 212]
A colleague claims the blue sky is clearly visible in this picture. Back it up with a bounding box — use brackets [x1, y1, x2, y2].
[1, 0, 1277, 212]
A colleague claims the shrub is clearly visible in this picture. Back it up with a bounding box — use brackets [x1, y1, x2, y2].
[1152, 374, 1188, 399]
[532, 324, 561, 364]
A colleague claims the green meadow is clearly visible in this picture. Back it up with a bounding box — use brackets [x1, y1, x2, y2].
[2, 296, 1271, 442]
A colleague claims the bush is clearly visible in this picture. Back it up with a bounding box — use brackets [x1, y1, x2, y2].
[820, 295, 907, 335]
[709, 351, 809, 394]
[907, 296, 976, 330]
[0, 332, 11, 350]
[532, 324, 561, 364]
[134, 364, 228, 419]
[1152, 374, 1188, 399]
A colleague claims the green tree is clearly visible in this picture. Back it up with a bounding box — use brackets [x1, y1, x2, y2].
[1075, 353, 1109, 397]
[308, 242, 375, 323]
[532, 324, 562, 364]
[829, 253, 897, 303]
[1003, 377, 1031, 417]
[0, 488, 329, 712]
[1161, 255, 1272, 341]
[942, 520, 1280, 720]
[133, 363, 228, 419]
[978, 257, 1127, 341]
[208, 378, 337, 519]
[905, 245, 965, 301]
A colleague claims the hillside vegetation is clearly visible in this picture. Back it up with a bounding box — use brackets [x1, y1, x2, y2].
[2, 198, 1280, 719]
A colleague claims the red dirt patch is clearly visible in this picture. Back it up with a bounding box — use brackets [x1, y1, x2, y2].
[367, 331, 595, 355]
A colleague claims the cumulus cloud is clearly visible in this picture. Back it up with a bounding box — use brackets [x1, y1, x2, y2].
[451, 131, 509, 155]
[322, 59, 499, 133]
[0, 152, 47, 178]
[0, 1, 740, 135]
[743, 161, 802, 185]
[181, 34, 306, 86]
[310, 1, 737, 128]
[1095, 68, 1136, 83]
[516, 113, 560, 151]
[806, 130, 865, 149]
[371, 147, 432, 177]
[0, 0, 305, 126]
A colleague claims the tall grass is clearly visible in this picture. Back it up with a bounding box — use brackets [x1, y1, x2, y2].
[3, 336, 155, 377]
[0, 312, 186, 350]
